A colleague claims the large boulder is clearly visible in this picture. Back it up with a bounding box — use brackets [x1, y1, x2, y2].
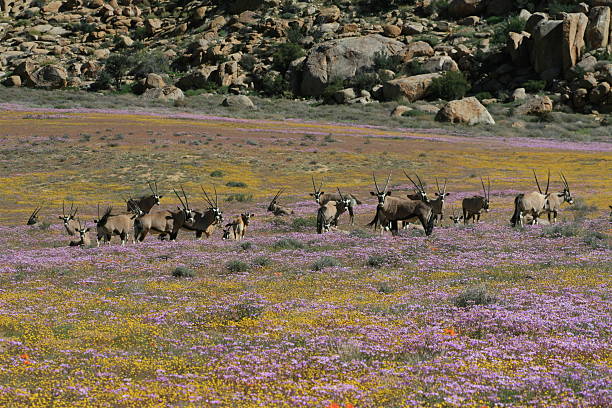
[435, 97, 495, 125]
[530, 19, 564, 75]
[402, 41, 434, 61]
[382, 73, 441, 102]
[23, 65, 68, 89]
[561, 13, 589, 75]
[448, 0, 486, 18]
[176, 65, 217, 90]
[221, 94, 256, 109]
[141, 86, 185, 102]
[586, 6, 610, 50]
[515, 95, 554, 115]
[300, 34, 405, 97]
[421, 56, 459, 73]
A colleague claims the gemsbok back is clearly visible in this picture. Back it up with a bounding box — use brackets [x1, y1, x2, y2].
[134, 187, 195, 242]
[511, 170, 550, 227]
[127, 180, 163, 213]
[316, 188, 352, 234]
[95, 204, 141, 246]
[181, 186, 224, 239]
[59, 201, 79, 236]
[267, 188, 293, 216]
[367, 173, 434, 236]
[544, 172, 574, 223]
[462, 177, 491, 224]
[310, 177, 361, 225]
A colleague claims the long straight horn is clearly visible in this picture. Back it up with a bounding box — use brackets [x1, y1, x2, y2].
[435, 177, 441, 194]
[415, 174, 425, 192]
[487, 177, 491, 200]
[97, 203, 100, 219]
[372, 172, 380, 194]
[545, 170, 550, 195]
[155, 180, 159, 195]
[213, 185, 218, 207]
[560, 172, 569, 190]
[337, 187, 344, 200]
[62, 201, 66, 217]
[532, 170, 542, 194]
[148, 180, 155, 195]
[173, 189, 186, 208]
[73, 206, 79, 217]
[383, 172, 391, 194]
[200, 185, 214, 207]
[443, 179, 447, 195]
[403, 170, 421, 192]
[481, 177, 487, 197]
[181, 185, 190, 209]
[311, 176, 317, 194]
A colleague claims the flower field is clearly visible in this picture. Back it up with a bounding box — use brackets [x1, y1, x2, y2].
[0, 105, 610, 407]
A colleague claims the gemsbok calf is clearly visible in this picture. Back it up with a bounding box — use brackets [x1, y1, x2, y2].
[462, 177, 491, 224]
[95, 204, 141, 246]
[316, 189, 351, 234]
[267, 188, 293, 216]
[59, 201, 79, 236]
[511, 170, 550, 227]
[448, 205, 463, 224]
[69, 219, 92, 247]
[126, 180, 163, 213]
[310, 177, 361, 225]
[543, 172, 574, 223]
[225, 213, 254, 240]
[367, 173, 434, 236]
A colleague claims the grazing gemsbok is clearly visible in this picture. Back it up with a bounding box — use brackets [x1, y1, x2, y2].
[134, 187, 195, 241]
[316, 188, 352, 234]
[543, 172, 574, 223]
[95, 204, 141, 246]
[448, 204, 463, 224]
[404, 172, 430, 203]
[367, 173, 435, 236]
[126, 180, 163, 213]
[69, 219, 92, 247]
[462, 177, 491, 224]
[310, 177, 361, 225]
[225, 213, 254, 240]
[181, 186, 224, 239]
[267, 188, 294, 216]
[59, 201, 79, 236]
[27, 204, 44, 225]
[510, 170, 550, 227]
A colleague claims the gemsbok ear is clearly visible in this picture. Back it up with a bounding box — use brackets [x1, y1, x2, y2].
[309, 193, 315, 196]
[320, 191, 324, 195]
[445, 192, 451, 196]
[58, 216, 63, 219]
[370, 191, 376, 196]
[250, 214, 254, 217]
[387, 191, 392, 195]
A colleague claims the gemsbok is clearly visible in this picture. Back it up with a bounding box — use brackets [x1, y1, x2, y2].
[543, 172, 574, 223]
[367, 173, 435, 236]
[69, 219, 92, 247]
[181, 186, 224, 239]
[225, 213, 253, 240]
[404, 171, 430, 203]
[310, 177, 361, 225]
[316, 188, 352, 234]
[59, 201, 79, 236]
[126, 180, 163, 213]
[134, 187, 195, 242]
[267, 188, 293, 216]
[429, 178, 450, 225]
[448, 204, 463, 224]
[510, 170, 550, 227]
[462, 177, 491, 224]
[95, 204, 141, 246]
[27, 204, 43, 225]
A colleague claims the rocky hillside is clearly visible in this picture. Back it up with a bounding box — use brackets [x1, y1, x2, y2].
[1, 0, 611, 121]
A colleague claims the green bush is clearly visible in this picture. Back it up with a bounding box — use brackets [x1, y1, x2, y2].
[291, 216, 317, 230]
[172, 266, 195, 278]
[475, 92, 493, 101]
[311, 256, 342, 271]
[429, 70, 470, 100]
[351, 72, 379, 92]
[226, 181, 247, 188]
[130, 51, 170, 79]
[253, 256, 272, 267]
[549, 0, 578, 14]
[453, 286, 497, 308]
[541, 223, 581, 238]
[322, 78, 346, 104]
[210, 170, 224, 177]
[492, 16, 527, 45]
[523, 80, 546, 93]
[583, 231, 610, 250]
[367, 254, 387, 268]
[373, 51, 403, 71]
[240, 242, 253, 251]
[98, 53, 134, 89]
[261, 72, 291, 97]
[272, 42, 305, 73]
[226, 260, 250, 273]
[226, 193, 253, 202]
[272, 238, 304, 250]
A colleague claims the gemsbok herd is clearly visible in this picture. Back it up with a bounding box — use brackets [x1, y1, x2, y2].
[24, 169, 594, 248]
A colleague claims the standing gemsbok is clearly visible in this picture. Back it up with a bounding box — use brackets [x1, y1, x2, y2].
[181, 186, 224, 239]
[127, 180, 163, 213]
[429, 178, 450, 225]
[316, 188, 352, 234]
[462, 177, 491, 224]
[310, 177, 361, 225]
[59, 201, 79, 236]
[367, 173, 435, 236]
[134, 187, 195, 242]
[404, 172, 430, 203]
[544, 172, 574, 223]
[225, 213, 254, 240]
[511, 170, 550, 227]
[267, 188, 293, 216]
[95, 203, 142, 246]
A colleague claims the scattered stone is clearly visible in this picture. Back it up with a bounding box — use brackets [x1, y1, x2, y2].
[390, 105, 412, 117]
[515, 95, 554, 115]
[221, 94, 256, 109]
[383, 24, 402, 38]
[142, 86, 185, 102]
[512, 88, 527, 101]
[421, 56, 459, 73]
[383, 73, 442, 102]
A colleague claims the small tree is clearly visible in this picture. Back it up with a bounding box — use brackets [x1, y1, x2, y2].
[429, 71, 470, 100]
[272, 42, 305, 74]
[100, 53, 134, 89]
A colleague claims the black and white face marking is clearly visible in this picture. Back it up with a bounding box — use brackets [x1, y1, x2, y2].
[562, 189, 573, 204]
[482, 198, 490, 213]
[370, 191, 392, 208]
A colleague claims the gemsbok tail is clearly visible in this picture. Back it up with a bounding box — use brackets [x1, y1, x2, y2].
[510, 194, 523, 227]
